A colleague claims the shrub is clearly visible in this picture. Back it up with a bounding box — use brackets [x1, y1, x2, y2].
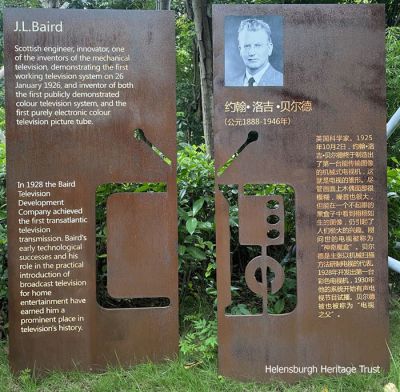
[180, 315, 217, 362]
[177, 144, 216, 315]
[388, 162, 400, 294]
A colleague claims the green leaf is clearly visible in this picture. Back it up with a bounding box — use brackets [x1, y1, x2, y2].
[178, 245, 186, 256]
[273, 299, 285, 314]
[192, 198, 205, 216]
[231, 304, 251, 315]
[187, 246, 207, 260]
[179, 188, 187, 200]
[178, 207, 189, 220]
[186, 218, 198, 235]
[197, 221, 213, 231]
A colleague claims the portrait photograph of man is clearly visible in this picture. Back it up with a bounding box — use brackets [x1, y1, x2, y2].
[225, 16, 284, 87]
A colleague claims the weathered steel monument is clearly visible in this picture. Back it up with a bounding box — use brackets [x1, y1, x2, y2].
[5, 8, 178, 372]
[4, 3, 389, 383]
[213, 4, 388, 382]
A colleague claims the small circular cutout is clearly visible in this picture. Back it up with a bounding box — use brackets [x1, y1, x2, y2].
[267, 229, 280, 239]
[266, 200, 279, 209]
[267, 215, 280, 224]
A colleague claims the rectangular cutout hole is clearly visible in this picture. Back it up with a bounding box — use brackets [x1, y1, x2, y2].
[96, 182, 170, 308]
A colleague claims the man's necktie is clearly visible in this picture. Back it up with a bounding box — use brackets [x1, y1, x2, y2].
[248, 77, 255, 86]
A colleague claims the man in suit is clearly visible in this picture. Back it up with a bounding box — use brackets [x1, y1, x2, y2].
[228, 18, 283, 87]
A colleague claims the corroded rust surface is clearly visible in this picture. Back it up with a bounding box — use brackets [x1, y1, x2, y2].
[5, 8, 177, 373]
[214, 4, 388, 382]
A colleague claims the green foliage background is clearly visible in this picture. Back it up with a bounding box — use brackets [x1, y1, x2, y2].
[0, 0, 399, 364]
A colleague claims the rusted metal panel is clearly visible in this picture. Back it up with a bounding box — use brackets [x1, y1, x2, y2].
[5, 8, 177, 373]
[239, 194, 284, 246]
[214, 4, 388, 382]
[107, 192, 175, 299]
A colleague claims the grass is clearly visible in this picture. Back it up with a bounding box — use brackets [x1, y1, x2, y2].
[1, 302, 400, 392]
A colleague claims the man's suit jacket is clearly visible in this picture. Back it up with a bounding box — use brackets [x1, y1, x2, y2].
[226, 65, 283, 87]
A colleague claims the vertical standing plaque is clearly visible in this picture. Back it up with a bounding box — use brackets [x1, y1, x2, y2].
[5, 9, 178, 372]
[213, 5, 388, 382]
